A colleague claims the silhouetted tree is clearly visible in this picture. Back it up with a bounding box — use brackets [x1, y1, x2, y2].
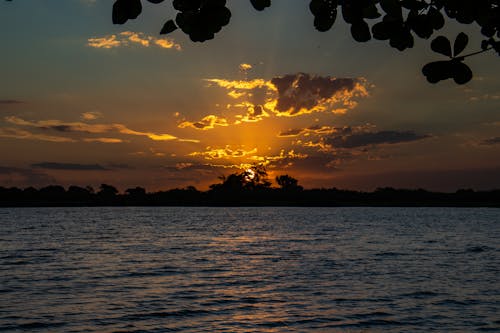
[39, 185, 66, 202]
[103, 0, 500, 85]
[125, 186, 146, 197]
[276, 174, 303, 191]
[22, 187, 39, 201]
[210, 164, 272, 193]
[67, 185, 92, 202]
[97, 183, 119, 204]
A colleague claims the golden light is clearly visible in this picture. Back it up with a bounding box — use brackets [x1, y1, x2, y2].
[245, 168, 256, 181]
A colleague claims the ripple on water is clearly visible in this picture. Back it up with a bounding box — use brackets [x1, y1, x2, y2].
[0, 207, 499, 332]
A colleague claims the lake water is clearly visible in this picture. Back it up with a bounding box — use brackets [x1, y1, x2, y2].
[1, 207, 499, 332]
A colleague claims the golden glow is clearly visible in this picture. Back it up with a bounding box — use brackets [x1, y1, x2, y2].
[205, 78, 276, 91]
[4, 116, 196, 143]
[178, 115, 229, 130]
[188, 145, 259, 160]
[83, 138, 124, 143]
[87, 35, 121, 49]
[81, 112, 102, 121]
[87, 31, 181, 51]
[239, 63, 253, 72]
[244, 168, 256, 180]
[0, 128, 76, 142]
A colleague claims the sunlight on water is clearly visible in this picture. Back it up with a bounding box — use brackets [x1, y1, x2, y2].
[1, 207, 499, 332]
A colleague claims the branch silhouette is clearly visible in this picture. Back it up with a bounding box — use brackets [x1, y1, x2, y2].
[109, 0, 499, 84]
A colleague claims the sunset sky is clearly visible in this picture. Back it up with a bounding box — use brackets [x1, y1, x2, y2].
[1, 0, 499, 191]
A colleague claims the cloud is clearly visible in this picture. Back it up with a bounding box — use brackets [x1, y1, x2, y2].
[187, 145, 308, 170]
[0, 127, 76, 142]
[247, 149, 308, 164]
[0, 100, 23, 105]
[324, 130, 430, 148]
[4, 116, 196, 143]
[83, 137, 124, 143]
[189, 145, 258, 160]
[0, 166, 55, 186]
[185, 73, 369, 129]
[162, 162, 218, 172]
[81, 111, 102, 121]
[278, 125, 351, 137]
[87, 35, 121, 49]
[88, 31, 181, 51]
[234, 103, 270, 124]
[31, 162, 108, 171]
[271, 73, 368, 116]
[479, 137, 500, 145]
[178, 115, 229, 130]
[239, 63, 253, 73]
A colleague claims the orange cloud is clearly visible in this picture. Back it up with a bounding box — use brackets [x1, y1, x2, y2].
[234, 102, 270, 124]
[187, 144, 308, 170]
[4, 116, 196, 143]
[0, 127, 76, 142]
[178, 115, 229, 130]
[87, 35, 121, 49]
[189, 74, 369, 129]
[83, 137, 124, 143]
[239, 63, 253, 74]
[270, 74, 369, 117]
[88, 31, 181, 51]
[278, 125, 350, 137]
[81, 111, 102, 121]
[188, 145, 258, 160]
[248, 149, 308, 164]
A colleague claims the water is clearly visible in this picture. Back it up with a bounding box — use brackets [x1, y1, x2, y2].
[1, 207, 499, 332]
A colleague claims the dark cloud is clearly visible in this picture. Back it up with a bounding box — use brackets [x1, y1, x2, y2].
[279, 128, 304, 137]
[278, 125, 353, 137]
[325, 130, 430, 148]
[46, 125, 73, 132]
[162, 163, 221, 172]
[271, 73, 361, 115]
[108, 163, 133, 169]
[330, 167, 500, 192]
[480, 137, 500, 145]
[0, 100, 23, 105]
[31, 162, 109, 171]
[0, 166, 55, 186]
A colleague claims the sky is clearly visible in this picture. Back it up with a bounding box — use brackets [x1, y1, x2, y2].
[1, 0, 499, 192]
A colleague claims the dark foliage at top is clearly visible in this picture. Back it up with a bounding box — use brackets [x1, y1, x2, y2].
[3, 0, 499, 83]
[106, 0, 500, 84]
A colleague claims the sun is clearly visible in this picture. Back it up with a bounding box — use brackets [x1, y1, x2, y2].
[244, 168, 256, 181]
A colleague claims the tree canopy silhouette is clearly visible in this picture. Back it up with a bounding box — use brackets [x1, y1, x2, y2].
[109, 0, 499, 84]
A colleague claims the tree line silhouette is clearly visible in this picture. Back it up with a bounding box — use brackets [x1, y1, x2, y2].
[1, 166, 499, 207]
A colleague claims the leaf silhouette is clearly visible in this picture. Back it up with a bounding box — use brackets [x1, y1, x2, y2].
[112, 0, 142, 25]
[452, 60, 472, 84]
[250, 0, 271, 11]
[431, 36, 452, 57]
[454, 32, 468, 56]
[160, 20, 177, 34]
[314, 14, 336, 32]
[351, 20, 371, 42]
[422, 59, 472, 84]
[422, 60, 453, 83]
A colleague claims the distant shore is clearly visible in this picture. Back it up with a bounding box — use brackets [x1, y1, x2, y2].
[1, 185, 499, 207]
